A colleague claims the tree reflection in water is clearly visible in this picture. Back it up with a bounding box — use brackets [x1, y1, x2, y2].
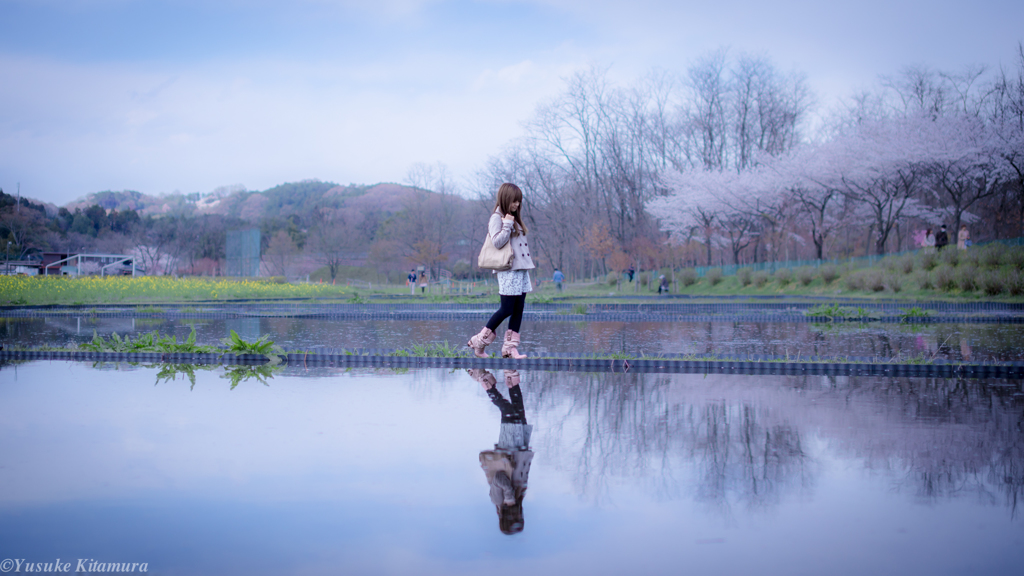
[527, 372, 1024, 517]
[831, 377, 1024, 517]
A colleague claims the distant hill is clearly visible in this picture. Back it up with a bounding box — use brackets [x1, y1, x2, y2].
[63, 180, 470, 222]
[0, 190, 57, 216]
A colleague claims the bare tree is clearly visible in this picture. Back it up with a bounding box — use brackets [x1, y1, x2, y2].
[881, 64, 950, 118]
[264, 230, 297, 277]
[308, 206, 360, 281]
[684, 50, 730, 171]
[403, 162, 461, 277]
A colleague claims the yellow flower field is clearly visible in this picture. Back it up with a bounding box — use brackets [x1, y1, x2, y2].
[0, 275, 349, 305]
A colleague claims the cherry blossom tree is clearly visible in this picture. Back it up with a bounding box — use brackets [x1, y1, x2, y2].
[919, 114, 1010, 243]
[797, 115, 944, 255]
[649, 169, 730, 266]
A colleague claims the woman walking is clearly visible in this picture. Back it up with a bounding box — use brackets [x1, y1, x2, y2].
[467, 183, 535, 359]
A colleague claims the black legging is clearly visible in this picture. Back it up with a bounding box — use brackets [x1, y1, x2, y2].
[487, 384, 527, 424]
[486, 294, 526, 333]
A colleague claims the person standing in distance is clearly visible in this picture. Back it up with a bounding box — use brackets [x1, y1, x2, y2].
[957, 225, 970, 250]
[935, 225, 949, 251]
[553, 268, 564, 292]
[467, 183, 535, 359]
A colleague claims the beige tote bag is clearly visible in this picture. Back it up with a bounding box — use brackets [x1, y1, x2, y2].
[477, 232, 514, 271]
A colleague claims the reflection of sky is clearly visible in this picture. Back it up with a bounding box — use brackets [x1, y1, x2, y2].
[1, 363, 1023, 575]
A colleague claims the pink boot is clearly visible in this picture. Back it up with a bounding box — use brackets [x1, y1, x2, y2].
[502, 330, 527, 359]
[467, 368, 497, 389]
[467, 327, 496, 358]
[504, 369, 520, 387]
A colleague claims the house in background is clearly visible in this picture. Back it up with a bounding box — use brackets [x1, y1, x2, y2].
[38, 252, 138, 276]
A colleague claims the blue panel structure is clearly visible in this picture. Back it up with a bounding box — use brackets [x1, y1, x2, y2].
[226, 229, 260, 277]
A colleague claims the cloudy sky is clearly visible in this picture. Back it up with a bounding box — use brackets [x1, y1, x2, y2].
[1, 0, 1021, 205]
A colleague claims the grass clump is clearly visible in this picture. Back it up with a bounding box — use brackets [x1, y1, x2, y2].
[933, 265, 956, 292]
[956, 266, 979, 292]
[961, 249, 981, 268]
[738, 268, 753, 286]
[844, 272, 865, 291]
[805, 303, 878, 320]
[898, 307, 931, 321]
[917, 252, 938, 271]
[899, 254, 915, 274]
[773, 268, 793, 285]
[679, 268, 698, 287]
[796, 267, 815, 286]
[752, 271, 769, 288]
[914, 271, 934, 291]
[222, 330, 284, 358]
[806, 303, 849, 319]
[705, 268, 724, 286]
[939, 248, 960, 267]
[1006, 270, 1024, 296]
[981, 244, 1006, 267]
[557, 303, 589, 315]
[865, 271, 885, 292]
[1006, 249, 1024, 270]
[979, 271, 1006, 296]
[820, 265, 839, 284]
[409, 341, 467, 357]
[81, 327, 218, 354]
[884, 272, 902, 293]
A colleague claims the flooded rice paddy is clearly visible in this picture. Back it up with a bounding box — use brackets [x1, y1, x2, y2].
[4, 315, 1024, 362]
[2, 310, 1024, 575]
[1, 360, 1023, 575]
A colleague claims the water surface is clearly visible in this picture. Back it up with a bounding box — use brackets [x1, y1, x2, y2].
[1, 361, 1022, 575]
[4, 316, 1023, 361]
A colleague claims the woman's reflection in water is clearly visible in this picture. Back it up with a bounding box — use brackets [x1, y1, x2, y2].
[468, 368, 533, 535]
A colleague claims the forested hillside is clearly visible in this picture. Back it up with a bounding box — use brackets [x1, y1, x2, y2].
[1, 180, 488, 282]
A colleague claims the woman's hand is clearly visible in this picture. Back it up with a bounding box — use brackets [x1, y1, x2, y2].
[502, 213, 514, 223]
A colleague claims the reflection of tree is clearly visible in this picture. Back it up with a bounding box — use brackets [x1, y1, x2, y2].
[832, 376, 1024, 518]
[670, 402, 811, 513]
[530, 372, 812, 512]
[527, 371, 1024, 518]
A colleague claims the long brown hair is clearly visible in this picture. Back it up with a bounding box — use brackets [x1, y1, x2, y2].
[493, 183, 528, 236]
[498, 496, 525, 535]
